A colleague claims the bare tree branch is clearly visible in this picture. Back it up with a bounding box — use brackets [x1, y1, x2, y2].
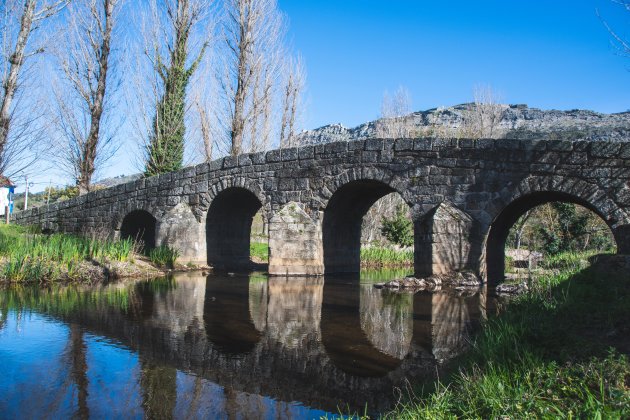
[459, 84, 506, 139]
[0, 0, 68, 178]
[54, 0, 121, 194]
[375, 86, 414, 139]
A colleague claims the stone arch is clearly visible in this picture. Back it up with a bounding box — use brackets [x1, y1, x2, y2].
[205, 184, 265, 270]
[119, 209, 157, 251]
[484, 176, 627, 283]
[317, 167, 412, 211]
[196, 176, 268, 219]
[322, 175, 410, 274]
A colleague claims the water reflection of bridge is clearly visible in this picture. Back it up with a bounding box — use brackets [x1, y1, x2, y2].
[44, 273, 486, 413]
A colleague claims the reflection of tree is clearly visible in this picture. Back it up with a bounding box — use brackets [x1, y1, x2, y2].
[69, 324, 89, 419]
[140, 359, 177, 420]
[0, 306, 7, 330]
[360, 286, 413, 359]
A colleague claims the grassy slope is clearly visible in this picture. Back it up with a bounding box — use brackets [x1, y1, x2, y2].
[0, 225, 178, 283]
[387, 259, 630, 419]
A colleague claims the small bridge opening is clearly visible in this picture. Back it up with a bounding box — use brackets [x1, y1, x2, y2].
[323, 180, 413, 274]
[120, 210, 157, 251]
[486, 192, 616, 284]
[206, 187, 264, 270]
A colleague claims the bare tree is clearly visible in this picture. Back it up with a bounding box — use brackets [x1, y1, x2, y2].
[219, 0, 284, 156]
[55, 0, 121, 195]
[375, 86, 414, 139]
[0, 0, 67, 177]
[459, 84, 506, 139]
[279, 55, 306, 148]
[600, 1, 630, 58]
[194, 98, 214, 160]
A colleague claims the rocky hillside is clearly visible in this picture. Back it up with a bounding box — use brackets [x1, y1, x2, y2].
[296, 104, 630, 144]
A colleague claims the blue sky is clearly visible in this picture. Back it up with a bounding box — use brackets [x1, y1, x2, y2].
[280, 0, 629, 128]
[21, 0, 630, 192]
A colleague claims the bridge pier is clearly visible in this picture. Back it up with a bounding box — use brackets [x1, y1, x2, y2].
[613, 225, 630, 254]
[414, 202, 481, 278]
[268, 202, 324, 276]
[157, 203, 207, 265]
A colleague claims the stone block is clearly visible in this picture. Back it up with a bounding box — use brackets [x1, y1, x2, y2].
[282, 147, 299, 161]
[590, 142, 621, 158]
[266, 149, 282, 162]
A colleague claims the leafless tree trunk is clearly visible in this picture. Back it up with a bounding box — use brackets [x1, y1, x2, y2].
[55, 0, 120, 195]
[220, 0, 284, 156]
[375, 86, 414, 139]
[0, 0, 67, 177]
[279, 55, 305, 148]
[194, 98, 213, 160]
[459, 84, 506, 139]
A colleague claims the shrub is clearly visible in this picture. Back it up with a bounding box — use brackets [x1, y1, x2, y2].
[380, 205, 414, 247]
[148, 246, 179, 269]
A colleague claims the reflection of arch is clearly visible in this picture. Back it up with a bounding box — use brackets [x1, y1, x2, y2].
[359, 287, 413, 359]
[203, 275, 263, 354]
[323, 180, 407, 273]
[120, 210, 157, 250]
[321, 278, 404, 377]
[206, 187, 263, 269]
[486, 191, 618, 283]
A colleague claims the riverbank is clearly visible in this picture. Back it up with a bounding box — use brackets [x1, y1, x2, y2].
[0, 225, 182, 284]
[386, 254, 630, 418]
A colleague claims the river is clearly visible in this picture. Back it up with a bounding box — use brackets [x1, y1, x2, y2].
[0, 269, 492, 418]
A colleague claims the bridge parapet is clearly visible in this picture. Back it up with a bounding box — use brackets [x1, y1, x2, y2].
[13, 137, 630, 282]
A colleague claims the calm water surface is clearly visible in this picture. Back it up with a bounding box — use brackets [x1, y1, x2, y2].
[0, 269, 489, 419]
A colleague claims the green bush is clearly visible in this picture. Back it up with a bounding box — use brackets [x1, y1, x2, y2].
[380, 205, 414, 247]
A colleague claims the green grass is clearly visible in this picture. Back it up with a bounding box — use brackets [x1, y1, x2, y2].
[247, 243, 414, 268]
[250, 242, 269, 262]
[360, 246, 414, 267]
[0, 224, 134, 282]
[147, 245, 179, 269]
[540, 249, 614, 271]
[386, 256, 630, 419]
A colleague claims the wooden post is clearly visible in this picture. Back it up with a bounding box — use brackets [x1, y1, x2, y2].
[5, 206, 9, 224]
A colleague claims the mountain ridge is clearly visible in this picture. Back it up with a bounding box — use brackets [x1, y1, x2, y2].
[297, 104, 630, 145]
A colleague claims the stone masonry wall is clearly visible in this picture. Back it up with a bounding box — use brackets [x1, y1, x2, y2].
[13, 138, 630, 281]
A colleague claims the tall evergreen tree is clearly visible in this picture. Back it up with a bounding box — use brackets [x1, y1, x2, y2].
[144, 0, 207, 177]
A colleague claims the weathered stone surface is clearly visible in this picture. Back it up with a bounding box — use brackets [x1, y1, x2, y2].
[12, 137, 630, 282]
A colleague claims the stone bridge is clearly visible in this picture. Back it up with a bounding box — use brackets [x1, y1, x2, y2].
[14, 138, 630, 283]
